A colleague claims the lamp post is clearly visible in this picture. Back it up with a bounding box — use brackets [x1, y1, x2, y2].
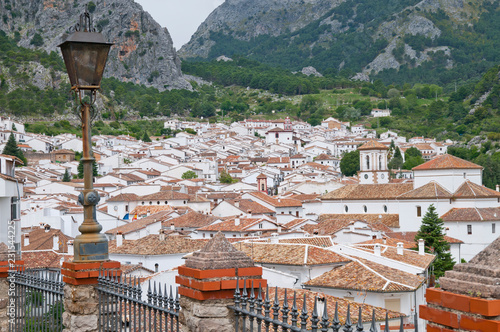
[58, 7, 113, 262]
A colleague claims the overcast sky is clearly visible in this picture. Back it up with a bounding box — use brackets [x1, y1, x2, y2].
[135, 0, 224, 49]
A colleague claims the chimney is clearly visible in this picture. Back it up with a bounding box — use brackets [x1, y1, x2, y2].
[397, 242, 404, 255]
[496, 184, 499, 192]
[117, 232, 123, 247]
[271, 233, 278, 243]
[146, 210, 150, 217]
[278, 198, 281, 203]
[159, 230, 165, 241]
[67, 240, 74, 256]
[277, 226, 282, 233]
[53, 234, 59, 251]
[418, 239, 425, 256]
[44, 224, 51, 232]
[349, 222, 355, 232]
[382, 237, 387, 244]
[374, 243, 381, 256]
[170, 222, 175, 231]
[235, 218, 240, 226]
[24, 234, 29, 247]
[247, 210, 252, 218]
[39, 222, 45, 229]
[234, 200, 240, 208]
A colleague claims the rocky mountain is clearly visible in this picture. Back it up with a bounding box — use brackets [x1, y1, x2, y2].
[0, 0, 190, 90]
[180, 0, 499, 85]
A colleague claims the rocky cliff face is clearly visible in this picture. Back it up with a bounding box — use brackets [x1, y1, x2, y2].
[0, 0, 190, 90]
[179, 0, 341, 58]
[180, 0, 486, 81]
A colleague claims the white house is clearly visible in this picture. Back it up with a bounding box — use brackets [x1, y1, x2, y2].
[0, 154, 24, 253]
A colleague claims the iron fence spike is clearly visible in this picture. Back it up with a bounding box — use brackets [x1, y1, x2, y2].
[369, 309, 378, 332]
[356, 306, 364, 332]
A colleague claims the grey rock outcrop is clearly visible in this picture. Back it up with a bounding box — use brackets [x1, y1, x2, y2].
[0, 0, 190, 91]
[179, 0, 343, 58]
[301, 66, 322, 77]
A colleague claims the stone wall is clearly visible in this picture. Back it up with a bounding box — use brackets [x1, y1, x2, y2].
[0, 279, 9, 332]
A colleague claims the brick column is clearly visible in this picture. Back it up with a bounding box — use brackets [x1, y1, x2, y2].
[61, 261, 121, 332]
[0, 259, 23, 332]
[177, 232, 267, 332]
[420, 237, 500, 332]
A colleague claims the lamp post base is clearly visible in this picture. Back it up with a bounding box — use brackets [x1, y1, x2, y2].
[72, 232, 109, 262]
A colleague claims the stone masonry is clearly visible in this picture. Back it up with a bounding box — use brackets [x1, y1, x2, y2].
[61, 261, 121, 332]
[420, 236, 500, 331]
[177, 232, 267, 332]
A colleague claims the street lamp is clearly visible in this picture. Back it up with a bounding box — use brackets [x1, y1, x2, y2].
[58, 7, 113, 262]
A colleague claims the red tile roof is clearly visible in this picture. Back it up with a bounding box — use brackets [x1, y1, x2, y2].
[397, 181, 452, 199]
[358, 140, 388, 150]
[440, 207, 500, 222]
[453, 181, 500, 198]
[322, 184, 413, 200]
[412, 154, 482, 170]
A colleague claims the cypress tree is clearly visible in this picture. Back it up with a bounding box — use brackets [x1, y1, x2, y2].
[62, 168, 71, 182]
[415, 204, 455, 278]
[2, 133, 26, 166]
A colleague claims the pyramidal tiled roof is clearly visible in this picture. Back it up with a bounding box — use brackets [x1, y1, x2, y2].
[453, 181, 500, 198]
[412, 154, 482, 170]
[441, 207, 500, 222]
[358, 140, 388, 150]
[397, 181, 453, 199]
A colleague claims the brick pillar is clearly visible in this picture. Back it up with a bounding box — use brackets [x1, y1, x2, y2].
[177, 232, 267, 332]
[420, 237, 500, 332]
[61, 261, 121, 332]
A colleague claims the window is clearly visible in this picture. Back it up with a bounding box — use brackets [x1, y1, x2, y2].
[416, 206, 422, 217]
[259, 223, 263, 229]
[155, 263, 159, 273]
[142, 202, 145, 205]
[210, 234, 213, 238]
[203, 233, 205, 238]
[157, 201, 160, 205]
[467, 225, 472, 235]
[363, 205, 367, 213]
[383, 205, 387, 213]
[261, 183, 265, 191]
[366, 155, 370, 169]
[493, 223, 496, 234]
[463, 172, 466, 179]
[296, 211, 299, 217]
[379, 155, 382, 170]
[344, 205, 348, 213]
[165, 201, 168, 205]
[275, 133, 279, 138]
[149, 201, 152, 205]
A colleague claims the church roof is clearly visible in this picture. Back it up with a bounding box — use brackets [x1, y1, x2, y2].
[397, 181, 453, 199]
[453, 181, 500, 198]
[321, 184, 413, 200]
[358, 140, 389, 150]
[412, 154, 482, 170]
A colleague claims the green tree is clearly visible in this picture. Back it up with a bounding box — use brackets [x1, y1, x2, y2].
[62, 168, 71, 182]
[30, 33, 44, 47]
[414, 205, 455, 278]
[388, 147, 404, 170]
[340, 149, 360, 177]
[181, 170, 198, 179]
[77, 160, 98, 179]
[142, 131, 152, 142]
[403, 147, 425, 170]
[2, 133, 26, 166]
[219, 170, 236, 184]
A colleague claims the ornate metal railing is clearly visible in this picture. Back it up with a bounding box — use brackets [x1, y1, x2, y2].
[96, 271, 180, 331]
[8, 268, 64, 332]
[229, 280, 417, 332]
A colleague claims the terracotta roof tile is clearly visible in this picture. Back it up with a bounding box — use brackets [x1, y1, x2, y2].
[453, 181, 500, 198]
[235, 242, 349, 265]
[107, 193, 140, 202]
[304, 258, 424, 292]
[412, 154, 482, 170]
[313, 214, 400, 230]
[397, 181, 452, 199]
[358, 140, 388, 150]
[109, 234, 206, 255]
[22, 228, 73, 253]
[163, 211, 218, 228]
[106, 211, 172, 235]
[250, 192, 302, 207]
[385, 231, 464, 244]
[353, 244, 435, 269]
[440, 207, 500, 222]
[322, 184, 413, 200]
